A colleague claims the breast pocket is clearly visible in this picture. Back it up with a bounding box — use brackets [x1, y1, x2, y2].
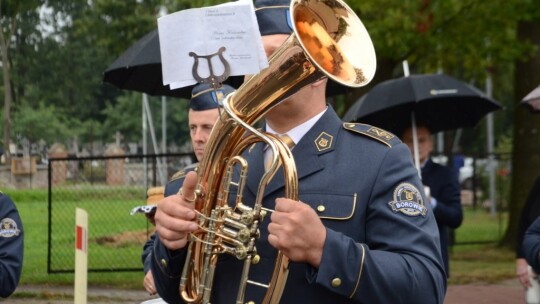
[299, 193, 360, 235]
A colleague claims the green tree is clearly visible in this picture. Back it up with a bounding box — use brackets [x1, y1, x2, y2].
[0, 0, 43, 163]
[12, 102, 71, 144]
[504, 6, 540, 248]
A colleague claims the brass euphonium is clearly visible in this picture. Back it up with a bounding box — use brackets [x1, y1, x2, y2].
[179, 0, 376, 303]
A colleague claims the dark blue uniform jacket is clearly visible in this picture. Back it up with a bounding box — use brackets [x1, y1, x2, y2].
[0, 193, 24, 298]
[421, 159, 463, 276]
[151, 107, 446, 303]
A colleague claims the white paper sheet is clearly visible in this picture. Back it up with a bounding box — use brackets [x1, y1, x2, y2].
[158, 0, 268, 89]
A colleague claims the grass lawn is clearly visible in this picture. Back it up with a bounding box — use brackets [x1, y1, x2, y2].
[449, 207, 515, 285]
[10, 188, 146, 289]
[8, 189, 516, 290]
[449, 244, 515, 285]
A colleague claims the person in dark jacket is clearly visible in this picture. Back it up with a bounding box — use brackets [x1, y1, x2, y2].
[524, 216, 540, 275]
[0, 192, 24, 298]
[401, 124, 463, 277]
[140, 83, 233, 295]
[517, 177, 540, 289]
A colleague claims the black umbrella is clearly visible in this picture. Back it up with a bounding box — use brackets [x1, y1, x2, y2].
[343, 73, 502, 170]
[102, 30, 244, 98]
[103, 29, 353, 98]
[521, 85, 540, 112]
[343, 73, 502, 134]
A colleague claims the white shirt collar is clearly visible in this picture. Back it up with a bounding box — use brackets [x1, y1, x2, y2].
[265, 106, 328, 145]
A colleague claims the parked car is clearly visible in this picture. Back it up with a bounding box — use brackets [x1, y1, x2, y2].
[431, 155, 483, 190]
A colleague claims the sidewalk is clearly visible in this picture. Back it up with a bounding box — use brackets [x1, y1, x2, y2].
[445, 278, 525, 304]
[6, 284, 154, 303]
[5, 279, 526, 303]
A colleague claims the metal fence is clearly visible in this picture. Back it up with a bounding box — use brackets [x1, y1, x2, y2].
[433, 152, 512, 246]
[47, 153, 194, 273]
[47, 152, 512, 273]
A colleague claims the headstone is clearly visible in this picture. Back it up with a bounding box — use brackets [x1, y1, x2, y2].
[9, 142, 16, 155]
[48, 143, 68, 185]
[104, 138, 125, 186]
[128, 143, 138, 155]
[69, 136, 80, 156]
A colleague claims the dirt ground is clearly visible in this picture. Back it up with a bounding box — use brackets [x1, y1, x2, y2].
[4, 279, 526, 303]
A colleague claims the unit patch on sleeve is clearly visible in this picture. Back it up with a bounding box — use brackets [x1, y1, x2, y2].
[0, 218, 20, 237]
[388, 183, 427, 217]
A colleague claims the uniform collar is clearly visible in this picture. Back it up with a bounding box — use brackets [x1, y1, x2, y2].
[265, 106, 328, 146]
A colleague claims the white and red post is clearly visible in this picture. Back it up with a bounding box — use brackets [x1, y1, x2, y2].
[75, 208, 88, 304]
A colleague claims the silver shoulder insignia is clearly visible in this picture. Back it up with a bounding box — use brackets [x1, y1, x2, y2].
[342, 123, 401, 147]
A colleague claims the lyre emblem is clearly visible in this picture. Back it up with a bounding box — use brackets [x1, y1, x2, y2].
[314, 132, 333, 152]
[189, 47, 231, 86]
[404, 190, 415, 201]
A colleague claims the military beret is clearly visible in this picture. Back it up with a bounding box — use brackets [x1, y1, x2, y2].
[255, 0, 293, 36]
[190, 83, 235, 111]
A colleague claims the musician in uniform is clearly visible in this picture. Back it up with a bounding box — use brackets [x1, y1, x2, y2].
[0, 192, 24, 298]
[150, 0, 446, 303]
[141, 83, 234, 295]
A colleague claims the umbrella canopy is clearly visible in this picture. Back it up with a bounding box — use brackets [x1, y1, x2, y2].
[103, 29, 352, 99]
[102, 30, 244, 98]
[521, 85, 540, 112]
[343, 73, 502, 135]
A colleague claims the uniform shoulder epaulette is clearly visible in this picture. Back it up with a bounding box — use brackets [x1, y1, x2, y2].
[170, 162, 199, 182]
[342, 122, 401, 147]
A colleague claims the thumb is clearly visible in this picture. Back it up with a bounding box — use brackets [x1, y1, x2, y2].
[180, 171, 198, 203]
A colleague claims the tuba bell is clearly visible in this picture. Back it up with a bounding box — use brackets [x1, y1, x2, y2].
[179, 0, 376, 303]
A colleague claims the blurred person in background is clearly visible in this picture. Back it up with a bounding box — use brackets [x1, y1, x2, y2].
[517, 177, 540, 290]
[401, 124, 463, 277]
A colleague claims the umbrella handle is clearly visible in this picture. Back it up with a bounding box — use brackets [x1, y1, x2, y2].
[411, 112, 422, 177]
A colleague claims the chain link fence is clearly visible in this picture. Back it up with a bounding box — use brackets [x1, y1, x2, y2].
[47, 153, 193, 273]
[47, 152, 512, 272]
[433, 152, 512, 246]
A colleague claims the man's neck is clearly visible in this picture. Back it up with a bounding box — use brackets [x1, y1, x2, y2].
[266, 107, 327, 145]
[266, 101, 326, 134]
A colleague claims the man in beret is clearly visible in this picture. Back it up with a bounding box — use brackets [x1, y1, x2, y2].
[141, 83, 234, 296]
[151, 1, 446, 303]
